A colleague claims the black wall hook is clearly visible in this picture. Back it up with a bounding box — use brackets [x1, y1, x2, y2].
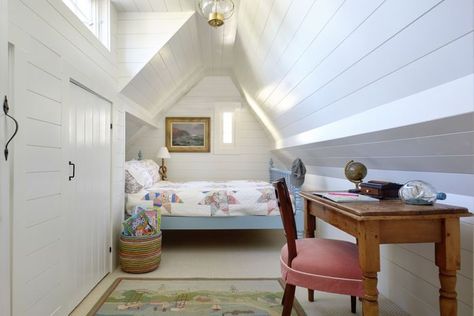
[3, 95, 19, 161]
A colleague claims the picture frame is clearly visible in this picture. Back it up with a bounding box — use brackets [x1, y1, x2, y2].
[165, 117, 210, 153]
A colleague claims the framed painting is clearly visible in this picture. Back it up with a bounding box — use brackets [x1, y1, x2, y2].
[165, 117, 210, 152]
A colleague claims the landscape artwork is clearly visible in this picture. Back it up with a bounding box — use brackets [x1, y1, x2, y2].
[88, 278, 304, 316]
[166, 117, 210, 152]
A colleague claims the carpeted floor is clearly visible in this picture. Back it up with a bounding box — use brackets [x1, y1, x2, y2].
[72, 230, 411, 316]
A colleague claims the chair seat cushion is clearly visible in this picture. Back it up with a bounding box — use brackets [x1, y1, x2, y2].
[281, 238, 364, 296]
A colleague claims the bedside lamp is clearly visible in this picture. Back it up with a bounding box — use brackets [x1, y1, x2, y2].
[157, 147, 171, 181]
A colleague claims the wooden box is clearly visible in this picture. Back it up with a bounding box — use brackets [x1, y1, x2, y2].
[359, 181, 403, 199]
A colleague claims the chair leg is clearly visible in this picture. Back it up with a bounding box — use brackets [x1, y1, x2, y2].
[351, 296, 356, 314]
[282, 284, 296, 316]
[308, 289, 314, 302]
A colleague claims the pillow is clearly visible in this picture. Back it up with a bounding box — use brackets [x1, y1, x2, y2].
[142, 159, 161, 183]
[125, 160, 153, 188]
[125, 170, 143, 194]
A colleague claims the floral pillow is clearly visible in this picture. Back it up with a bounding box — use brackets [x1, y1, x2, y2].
[142, 159, 161, 183]
[125, 160, 153, 188]
[125, 170, 143, 194]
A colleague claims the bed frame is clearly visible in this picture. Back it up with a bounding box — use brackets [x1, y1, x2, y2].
[160, 159, 304, 236]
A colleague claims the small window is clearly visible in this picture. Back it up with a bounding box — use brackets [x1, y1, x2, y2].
[222, 112, 233, 144]
[64, 0, 94, 27]
[214, 103, 239, 154]
[63, 0, 110, 49]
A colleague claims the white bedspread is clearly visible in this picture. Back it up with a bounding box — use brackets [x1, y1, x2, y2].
[126, 180, 280, 217]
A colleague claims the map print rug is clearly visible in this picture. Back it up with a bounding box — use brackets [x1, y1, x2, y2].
[88, 278, 305, 316]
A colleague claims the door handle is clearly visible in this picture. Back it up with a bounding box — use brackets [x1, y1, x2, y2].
[69, 161, 76, 181]
[3, 96, 19, 161]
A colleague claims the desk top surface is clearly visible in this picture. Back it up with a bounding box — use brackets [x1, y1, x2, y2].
[300, 191, 472, 218]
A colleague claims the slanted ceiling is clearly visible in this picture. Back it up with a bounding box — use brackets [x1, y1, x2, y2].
[113, 0, 239, 119]
[114, 0, 473, 155]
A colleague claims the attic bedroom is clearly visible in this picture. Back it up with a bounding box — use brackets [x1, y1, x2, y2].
[0, 0, 472, 316]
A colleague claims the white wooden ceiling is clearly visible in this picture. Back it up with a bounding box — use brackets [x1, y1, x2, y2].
[113, 0, 238, 73]
[233, 0, 473, 146]
[113, 0, 240, 116]
[114, 0, 473, 167]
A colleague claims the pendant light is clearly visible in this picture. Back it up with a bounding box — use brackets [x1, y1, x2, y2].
[198, 0, 235, 27]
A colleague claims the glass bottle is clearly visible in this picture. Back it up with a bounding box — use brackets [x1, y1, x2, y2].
[398, 180, 446, 205]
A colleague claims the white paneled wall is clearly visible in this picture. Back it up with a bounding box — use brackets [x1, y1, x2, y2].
[127, 76, 273, 181]
[10, 32, 66, 316]
[235, 0, 474, 145]
[0, 0, 10, 315]
[112, 0, 239, 72]
[118, 12, 206, 116]
[246, 1, 474, 315]
[6, 0, 136, 314]
[116, 11, 194, 88]
[112, 0, 241, 117]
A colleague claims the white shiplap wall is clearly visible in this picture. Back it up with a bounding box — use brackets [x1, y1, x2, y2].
[126, 76, 274, 181]
[112, 0, 239, 73]
[233, 1, 474, 315]
[116, 11, 195, 89]
[112, 0, 240, 118]
[119, 12, 205, 116]
[0, 0, 10, 315]
[6, 0, 137, 314]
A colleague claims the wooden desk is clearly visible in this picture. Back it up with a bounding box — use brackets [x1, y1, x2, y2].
[300, 192, 471, 316]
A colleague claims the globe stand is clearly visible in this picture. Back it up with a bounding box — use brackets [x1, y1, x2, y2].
[348, 182, 362, 193]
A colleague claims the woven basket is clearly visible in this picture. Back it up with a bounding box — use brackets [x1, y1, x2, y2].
[119, 232, 162, 273]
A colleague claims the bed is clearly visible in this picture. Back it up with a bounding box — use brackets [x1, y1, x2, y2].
[124, 159, 303, 235]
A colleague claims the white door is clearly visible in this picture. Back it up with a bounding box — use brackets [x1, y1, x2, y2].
[9, 36, 111, 314]
[67, 81, 111, 308]
[0, 0, 11, 315]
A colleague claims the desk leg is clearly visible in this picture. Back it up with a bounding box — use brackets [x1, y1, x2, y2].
[358, 221, 380, 316]
[303, 199, 316, 302]
[304, 199, 316, 238]
[435, 218, 460, 316]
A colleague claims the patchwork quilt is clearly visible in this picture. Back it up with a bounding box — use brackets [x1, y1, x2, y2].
[126, 180, 281, 217]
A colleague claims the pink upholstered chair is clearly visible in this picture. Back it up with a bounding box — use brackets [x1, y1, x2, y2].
[273, 178, 364, 315]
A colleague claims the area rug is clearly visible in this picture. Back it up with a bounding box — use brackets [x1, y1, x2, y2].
[88, 278, 305, 316]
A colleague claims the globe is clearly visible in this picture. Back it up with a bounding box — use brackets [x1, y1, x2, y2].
[344, 160, 367, 190]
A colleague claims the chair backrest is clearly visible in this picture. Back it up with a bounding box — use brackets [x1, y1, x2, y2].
[273, 178, 297, 264]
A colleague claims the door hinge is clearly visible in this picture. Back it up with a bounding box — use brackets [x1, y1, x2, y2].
[110, 123, 113, 129]
[109, 246, 112, 253]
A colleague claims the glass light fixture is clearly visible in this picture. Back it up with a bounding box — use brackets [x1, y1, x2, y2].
[198, 0, 234, 27]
